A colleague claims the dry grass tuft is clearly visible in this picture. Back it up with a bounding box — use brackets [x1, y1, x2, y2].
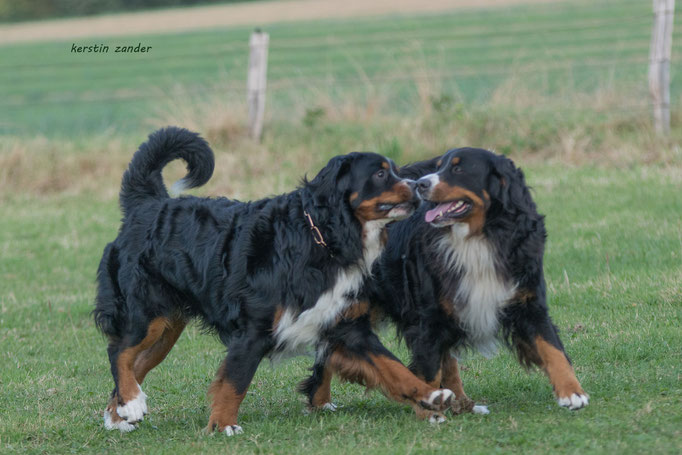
[0, 135, 131, 198]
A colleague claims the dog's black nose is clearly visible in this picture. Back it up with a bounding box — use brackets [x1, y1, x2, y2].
[416, 177, 432, 192]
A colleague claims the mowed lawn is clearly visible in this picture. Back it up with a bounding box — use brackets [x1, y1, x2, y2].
[0, 0, 672, 137]
[1, 164, 680, 454]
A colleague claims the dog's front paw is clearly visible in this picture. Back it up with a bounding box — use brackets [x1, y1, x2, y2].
[116, 386, 148, 423]
[420, 389, 454, 411]
[103, 408, 138, 432]
[222, 425, 243, 436]
[428, 412, 447, 424]
[557, 393, 589, 410]
[472, 405, 490, 415]
[320, 402, 337, 411]
[304, 402, 338, 415]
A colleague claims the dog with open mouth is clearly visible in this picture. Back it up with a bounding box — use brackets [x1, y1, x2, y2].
[302, 147, 588, 414]
[93, 127, 456, 435]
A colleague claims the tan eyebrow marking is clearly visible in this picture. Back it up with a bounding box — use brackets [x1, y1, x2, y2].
[451, 157, 461, 165]
[381, 162, 390, 169]
[436, 159, 442, 167]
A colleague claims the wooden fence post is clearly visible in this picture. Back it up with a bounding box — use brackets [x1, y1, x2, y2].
[649, 0, 675, 135]
[247, 29, 269, 141]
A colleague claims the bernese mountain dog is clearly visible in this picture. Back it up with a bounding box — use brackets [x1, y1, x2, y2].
[302, 147, 589, 415]
[93, 127, 456, 435]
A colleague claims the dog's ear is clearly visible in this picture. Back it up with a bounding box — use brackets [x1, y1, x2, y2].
[309, 155, 353, 206]
[490, 155, 529, 213]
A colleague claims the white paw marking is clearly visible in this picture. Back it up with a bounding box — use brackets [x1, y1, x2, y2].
[103, 410, 137, 432]
[116, 385, 147, 423]
[428, 413, 447, 424]
[472, 405, 490, 415]
[427, 389, 454, 407]
[558, 393, 589, 410]
[321, 402, 337, 411]
[223, 425, 243, 436]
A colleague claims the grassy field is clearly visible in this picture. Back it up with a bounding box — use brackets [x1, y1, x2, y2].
[1, 0, 682, 453]
[0, 0, 677, 138]
[1, 166, 681, 454]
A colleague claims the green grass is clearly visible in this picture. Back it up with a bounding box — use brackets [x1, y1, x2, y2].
[1, 0, 677, 137]
[1, 165, 680, 454]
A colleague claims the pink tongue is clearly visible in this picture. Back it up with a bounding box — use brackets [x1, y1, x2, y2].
[425, 202, 455, 223]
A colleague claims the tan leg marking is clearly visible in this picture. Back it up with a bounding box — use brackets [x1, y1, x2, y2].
[133, 318, 186, 384]
[104, 317, 170, 427]
[535, 336, 587, 408]
[441, 355, 474, 413]
[310, 364, 333, 408]
[115, 317, 169, 404]
[327, 348, 453, 419]
[207, 369, 247, 432]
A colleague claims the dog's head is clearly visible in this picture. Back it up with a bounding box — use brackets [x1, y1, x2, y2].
[415, 148, 523, 234]
[309, 152, 419, 223]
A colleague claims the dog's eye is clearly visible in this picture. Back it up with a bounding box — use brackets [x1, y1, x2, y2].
[374, 170, 387, 180]
[452, 166, 463, 174]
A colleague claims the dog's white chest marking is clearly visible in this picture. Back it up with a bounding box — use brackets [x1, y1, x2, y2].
[439, 223, 516, 356]
[274, 219, 387, 353]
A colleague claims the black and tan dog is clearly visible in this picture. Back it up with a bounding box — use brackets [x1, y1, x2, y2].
[302, 148, 588, 414]
[94, 127, 455, 435]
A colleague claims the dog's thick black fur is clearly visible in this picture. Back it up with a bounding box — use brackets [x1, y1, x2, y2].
[303, 148, 588, 413]
[94, 127, 455, 435]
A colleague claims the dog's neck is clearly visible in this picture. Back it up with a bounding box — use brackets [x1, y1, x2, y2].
[299, 190, 364, 265]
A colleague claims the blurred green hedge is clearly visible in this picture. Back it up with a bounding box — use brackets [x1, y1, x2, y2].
[0, 0, 255, 23]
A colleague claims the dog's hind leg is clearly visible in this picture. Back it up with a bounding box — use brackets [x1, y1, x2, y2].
[206, 335, 272, 436]
[104, 317, 169, 431]
[133, 317, 186, 384]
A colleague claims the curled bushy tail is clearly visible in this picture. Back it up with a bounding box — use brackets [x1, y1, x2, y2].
[119, 127, 214, 216]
